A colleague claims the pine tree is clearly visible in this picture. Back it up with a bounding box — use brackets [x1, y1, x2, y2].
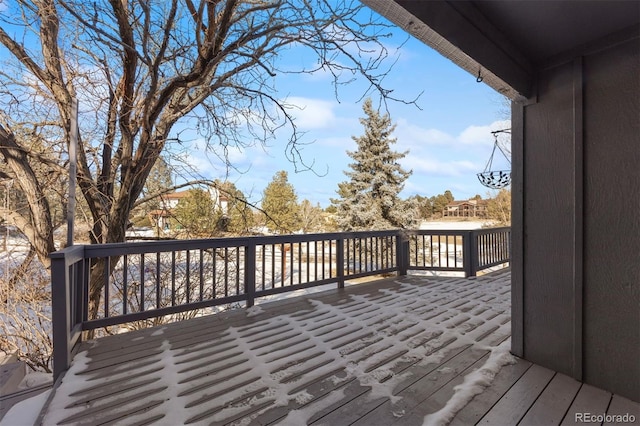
[332, 98, 418, 230]
[134, 156, 174, 226]
[262, 171, 301, 234]
[432, 190, 455, 217]
[173, 189, 220, 236]
[144, 157, 173, 210]
[217, 180, 255, 235]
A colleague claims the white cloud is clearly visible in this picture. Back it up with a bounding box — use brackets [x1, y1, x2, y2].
[284, 97, 338, 130]
[458, 120, 510, 145]
[392, 119, 512, 185]
[396, 118, 456, 147]
[402, 157, 479, 177]
[393, 119, 512, 200]
[178, 139, 260, 177]
[396, 119, 510, 152]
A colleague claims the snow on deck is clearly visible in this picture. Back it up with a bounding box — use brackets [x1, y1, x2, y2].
[41, 271, 513, 425]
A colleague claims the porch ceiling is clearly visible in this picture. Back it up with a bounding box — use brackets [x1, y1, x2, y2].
[470, 1, 639, 63]
[363, 0, 640, 99]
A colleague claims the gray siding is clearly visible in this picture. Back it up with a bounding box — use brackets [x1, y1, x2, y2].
[516, 32, 640, 401]
[583, 37, 640, 401]
[522, 61, 577, 377]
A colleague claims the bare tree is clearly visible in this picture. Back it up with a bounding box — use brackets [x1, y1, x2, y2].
[0, 246, 53, 372]
[486, 189, 511, 225]
[0, 0, 411, 318]
[299, 199, 323, 233]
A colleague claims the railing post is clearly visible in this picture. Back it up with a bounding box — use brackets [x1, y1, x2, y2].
[396, 231, 409, 276]
[51, 250, 71, 382]
[470, 230, 479, 277]
[508, 228, 512, 264]
[244, 244, 256, 307]
[463, 231, 480, 277]
[336, 238, 345, 289]
[76, 258, 87, 325]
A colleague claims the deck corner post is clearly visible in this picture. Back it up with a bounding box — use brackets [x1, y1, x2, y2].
[396, 230, 409, 276]
[463, 231, 479, 277]
[244, 244, 256, 307]
[470, 230, 479, 276]
[336, 237, 345, 289]
[51, 250, 71, 382]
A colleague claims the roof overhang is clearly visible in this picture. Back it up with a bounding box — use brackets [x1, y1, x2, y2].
[362, 0, 640, 100]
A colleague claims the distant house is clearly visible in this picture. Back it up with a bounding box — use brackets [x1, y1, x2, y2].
[443, 199, 488, 218]
[148, 188, 229, 230]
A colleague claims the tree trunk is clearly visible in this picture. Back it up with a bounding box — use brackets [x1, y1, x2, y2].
[0, 126, 56, 269]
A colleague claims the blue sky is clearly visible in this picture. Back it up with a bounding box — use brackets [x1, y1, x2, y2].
[0, 3, 510, 210]
[181, 18, 511, 209]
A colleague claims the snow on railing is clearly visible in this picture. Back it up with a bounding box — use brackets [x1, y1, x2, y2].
[50, 227, 510, 380]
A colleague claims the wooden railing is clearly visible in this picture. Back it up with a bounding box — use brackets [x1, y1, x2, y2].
[50, 227, 510, 380]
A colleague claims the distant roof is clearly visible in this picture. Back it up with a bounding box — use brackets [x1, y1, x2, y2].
[161, 189, 229, 201]
[161, 190, 191, 200]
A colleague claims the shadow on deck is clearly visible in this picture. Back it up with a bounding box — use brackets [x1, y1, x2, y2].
[39, 270, 639, 425]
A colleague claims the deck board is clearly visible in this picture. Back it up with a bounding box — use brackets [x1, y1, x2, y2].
[315, 344, 475, 425]
[39, 269, 640, 425]
[560, 384, 613, 426]
[351, 346, 491, 426]
[447, 357, 532, 426]
[605, 395, 640, 426]
[476, 363, 555, 425]
[390, 352, 493, 426]
[519, 372, 582, 426]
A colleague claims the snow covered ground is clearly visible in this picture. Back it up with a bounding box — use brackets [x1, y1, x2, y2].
[0, 235, 31, 280]
[5, 270, 514, 425]
[418, 221, 491, 230]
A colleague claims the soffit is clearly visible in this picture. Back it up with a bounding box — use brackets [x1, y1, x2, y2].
[363, 0, 640, 99]
[472, 1, 640, 64]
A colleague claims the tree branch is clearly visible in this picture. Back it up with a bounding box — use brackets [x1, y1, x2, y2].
[0, 124, 55, 267]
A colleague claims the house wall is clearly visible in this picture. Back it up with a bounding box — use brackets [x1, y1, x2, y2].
[512, 30, 639, 401]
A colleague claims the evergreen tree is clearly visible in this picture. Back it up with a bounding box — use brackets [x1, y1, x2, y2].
[411, 195, 433, 219]
[217, 180, 255, 235]
[138, 156, 174, 225]
[444, 190, 454, 203]
[324, 205, 338, 214]
[115, 156, 173, 228]
[431, 190, 455, 217]
[332, 99, 418, 230]
[173, 189, 220, 236]
[144, 157, 173, 207]
[262, 171, 301, 234]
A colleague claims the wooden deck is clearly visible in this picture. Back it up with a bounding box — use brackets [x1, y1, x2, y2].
[40, 270, 639, 425]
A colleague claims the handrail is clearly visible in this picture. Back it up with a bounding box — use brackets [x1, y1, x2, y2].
[50, 227, 510, 381]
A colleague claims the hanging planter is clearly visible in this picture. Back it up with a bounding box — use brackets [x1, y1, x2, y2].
[477, 129, 511, 189]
